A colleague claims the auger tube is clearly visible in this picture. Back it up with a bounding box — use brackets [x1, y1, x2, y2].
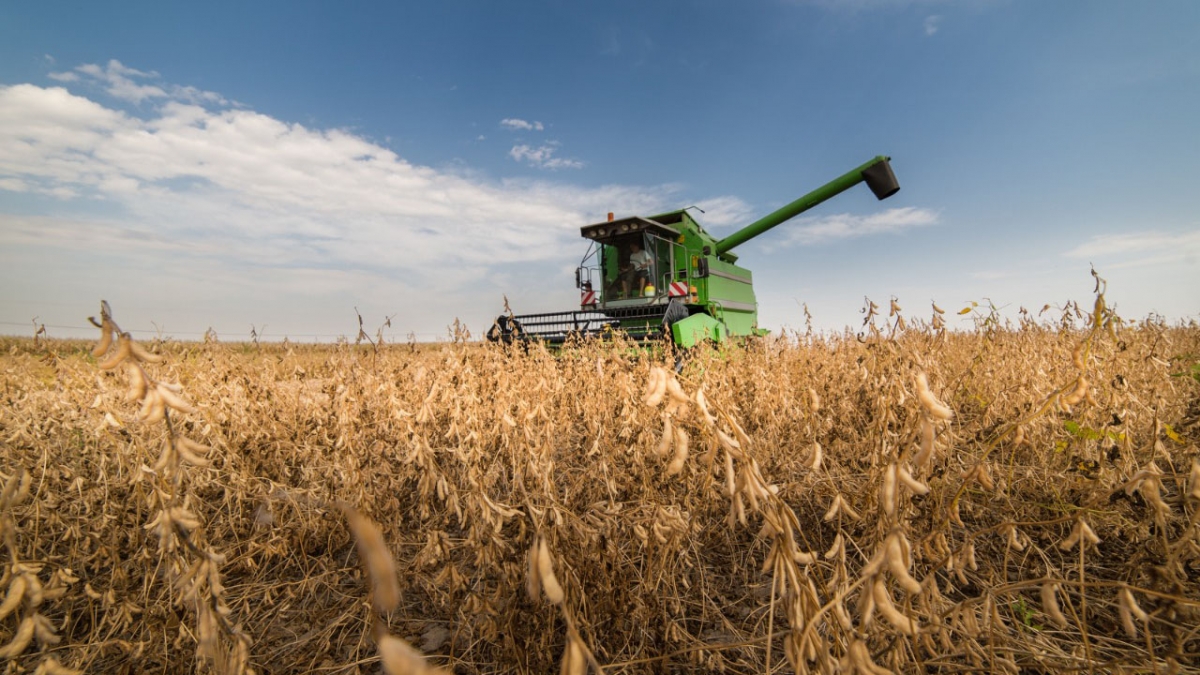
[713, 155, 899, 256]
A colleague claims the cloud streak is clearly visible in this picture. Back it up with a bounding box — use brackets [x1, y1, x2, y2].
[689, 196, 756, 230]
[1066, 230, 1200, 269]
[47, 59, 229, 106]
[509, 143, 584, 170]
[500, 118, 544, 131]
[775, 207, 939, 246]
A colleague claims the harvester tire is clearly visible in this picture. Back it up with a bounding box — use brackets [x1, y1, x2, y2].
[661, 298, 689, 337]
[486, 315, 524, 345]
[661, 298, 691, 373]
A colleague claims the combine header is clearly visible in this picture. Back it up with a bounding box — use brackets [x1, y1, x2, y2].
[487, 156, 900, 348]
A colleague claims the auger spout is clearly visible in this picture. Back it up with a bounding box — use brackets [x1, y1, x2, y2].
[713, 155, 899, 256]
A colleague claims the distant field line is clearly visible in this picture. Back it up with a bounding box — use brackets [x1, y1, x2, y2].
[0, 319, 445, 340]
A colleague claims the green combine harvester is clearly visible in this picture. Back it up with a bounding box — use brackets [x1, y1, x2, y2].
[487, 156, 900, 348]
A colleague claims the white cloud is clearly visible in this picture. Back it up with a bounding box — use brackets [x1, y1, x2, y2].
[509, 143, 584, 170]
[76, 60, 167, 103]
[776, 207, 940, 247]
[0, 73, 677, 336]
[1066, 230, 1200, 269]
[799, 0, 964, 9]
[690, 196, 756, 230]
[0, 85, 133, 197]
[68, 59, 227, 106]
[924, 15, 942, 36]
[500, 118, 544, 131]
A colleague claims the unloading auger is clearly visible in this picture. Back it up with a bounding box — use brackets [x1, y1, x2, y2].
[487, 156, 900, 347]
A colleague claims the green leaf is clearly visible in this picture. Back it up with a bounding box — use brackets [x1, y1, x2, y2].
[1064, 420, 1102, 441]
[1173, 363, 1200, 383]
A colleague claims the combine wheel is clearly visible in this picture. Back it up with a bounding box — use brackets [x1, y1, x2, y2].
[486, 315, 524, 345]
[661, 298, 691, 373]
[661, 297, 689, 333]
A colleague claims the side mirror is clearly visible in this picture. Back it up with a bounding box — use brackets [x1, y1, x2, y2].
[574, 268, 581, 289]
[696, 257, 709, 278]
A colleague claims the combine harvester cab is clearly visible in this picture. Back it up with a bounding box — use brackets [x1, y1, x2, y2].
[487, 156, 900, 348]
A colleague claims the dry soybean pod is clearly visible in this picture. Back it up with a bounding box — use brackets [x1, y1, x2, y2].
[97, 334, 133, 370]
[130, 340, 164, 364]
[666, 427, 689, 476]
[560, 635, 586, 675]
[914, 416, 936, 469]
[664, 375, 689, 405]
[885, 534, 923, 595]
[377, 632, 436, 675]
[881, 464, 898, 517]
[537, 537, 565, 604]
[1041, 582, 1067, 628]
[897, 465, 929, 495]
[915, 372, 954, 420]
[339, 505, 401, 614]
[872, 578, 917, 635]
[124, 363, 148, 403]
[91, 320, 114, 357]
[643, 367, 666, 407]
[0, 615, 35, 659]
[655, 415, 673, 457]
[0, 576, 26, 620]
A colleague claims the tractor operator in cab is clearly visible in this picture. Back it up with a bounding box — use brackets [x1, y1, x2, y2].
[621, 240, 654, 298]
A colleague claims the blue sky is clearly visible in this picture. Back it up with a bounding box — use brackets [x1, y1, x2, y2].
[1, 0, 1197, 341]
